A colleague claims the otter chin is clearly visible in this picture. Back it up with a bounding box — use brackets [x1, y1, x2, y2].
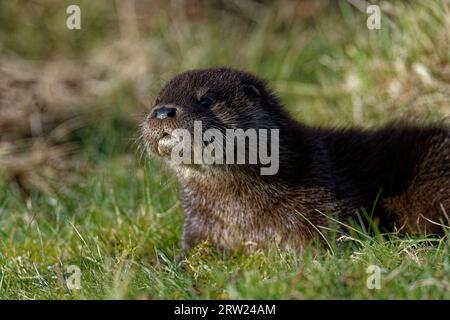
[141, 67, 450, 257]
[156, 132, 180, 157]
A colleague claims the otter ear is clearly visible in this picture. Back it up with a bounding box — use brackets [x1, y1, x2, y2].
[242, 82, 261, 98]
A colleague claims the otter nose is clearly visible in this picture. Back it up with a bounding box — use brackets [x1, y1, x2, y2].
[151, 106, 176, 120]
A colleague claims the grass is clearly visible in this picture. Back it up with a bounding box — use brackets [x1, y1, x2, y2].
[1, 0, 450, 299]
[2, 167, 450, 299]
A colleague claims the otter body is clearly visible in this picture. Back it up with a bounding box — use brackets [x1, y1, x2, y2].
[141, 68, 450, 255]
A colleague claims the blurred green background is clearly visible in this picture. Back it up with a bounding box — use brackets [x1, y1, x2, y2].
[1, 0, 450, 299]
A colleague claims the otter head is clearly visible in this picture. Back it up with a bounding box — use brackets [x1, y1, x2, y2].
[141, 68, 287, 174]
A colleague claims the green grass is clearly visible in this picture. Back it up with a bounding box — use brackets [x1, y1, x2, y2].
[1, 0, 450, 299]
[1, 163, 450, 299]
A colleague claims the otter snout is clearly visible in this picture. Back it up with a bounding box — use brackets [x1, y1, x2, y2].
[142, 104, 190, 158]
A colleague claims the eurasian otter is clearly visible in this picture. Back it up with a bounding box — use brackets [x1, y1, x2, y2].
[141, 67, 450, 255]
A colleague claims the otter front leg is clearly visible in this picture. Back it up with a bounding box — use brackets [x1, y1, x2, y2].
[176, 229, 196, 261]
[176, 214, 206, 261]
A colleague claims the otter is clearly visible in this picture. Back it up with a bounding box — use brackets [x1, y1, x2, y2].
[141, 67, 450, 256]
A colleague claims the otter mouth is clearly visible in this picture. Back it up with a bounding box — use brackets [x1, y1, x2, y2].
[156, 131, 180, 157]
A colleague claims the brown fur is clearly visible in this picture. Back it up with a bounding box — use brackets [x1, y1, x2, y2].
[141, 67, 450, 256]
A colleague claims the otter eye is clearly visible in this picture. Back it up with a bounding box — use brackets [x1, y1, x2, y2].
[198, 96, 213, 108]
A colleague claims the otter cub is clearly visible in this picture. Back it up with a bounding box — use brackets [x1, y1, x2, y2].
[141, 67, 450, 255]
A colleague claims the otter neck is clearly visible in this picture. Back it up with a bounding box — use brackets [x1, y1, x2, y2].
[173, 123, 324, 189]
